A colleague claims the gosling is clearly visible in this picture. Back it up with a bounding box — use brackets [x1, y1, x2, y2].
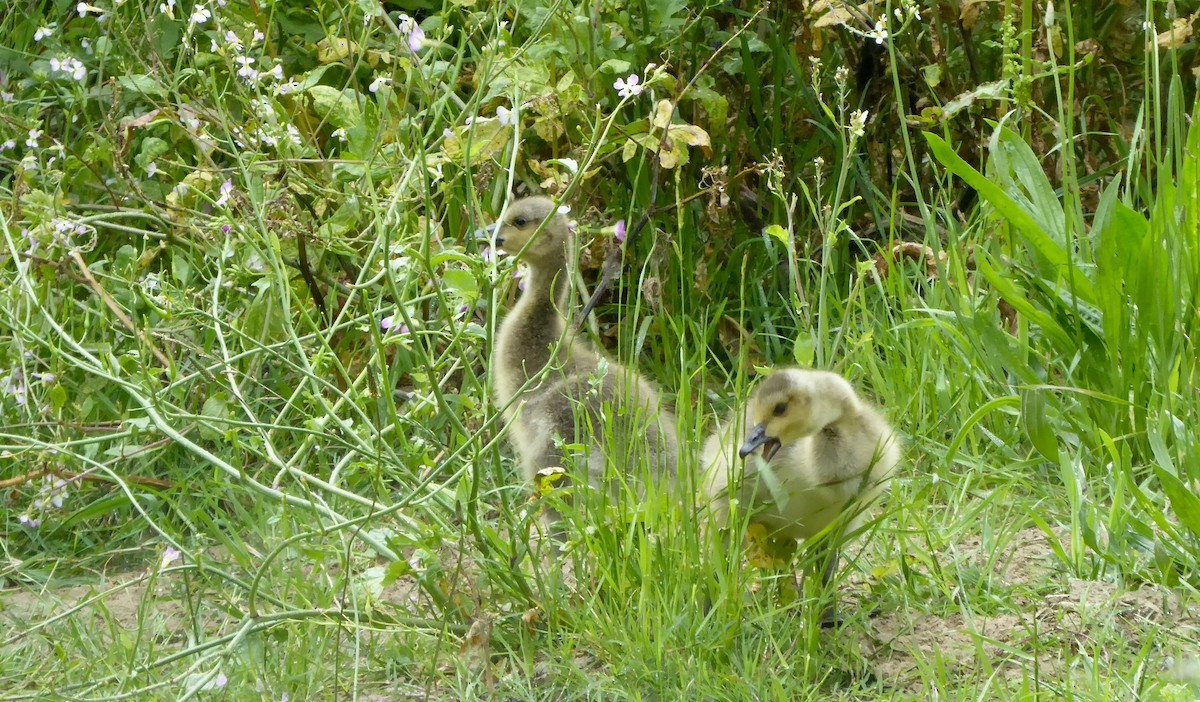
[487, 197, 678, 526]
[701, 367, 899, 617]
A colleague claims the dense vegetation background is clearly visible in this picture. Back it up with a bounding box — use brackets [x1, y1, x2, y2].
[2, 0, 1200, 698]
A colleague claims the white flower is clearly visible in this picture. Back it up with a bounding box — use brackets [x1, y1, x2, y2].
[158, 0, 174, 15]
[614, 74, 643, 98]
[869, 19, 889, 45]
[253, 29, 264, 42]
[224, 30, 242, 50]
[286, 123, 301, 145]
[407, 24, 425, 53]
[0, 139, 14, 151]
[269, 64, 283, 81]
[849, 109, 869, 138]
[189, 7, 210, 26]
[398, 14, 425, 52]
[25, 129, 41, 148]
[161, 546, 181, 568]
[215, 179, 233, 207]
[1, 92, 13, 102]
[146, 161, 158, 177]
[34, 25, 55, 41]
[235, 55, 258, 81]
[496, 105, 513, 126]
[368, 75, 391, 93]
[52, 57, 87, 82]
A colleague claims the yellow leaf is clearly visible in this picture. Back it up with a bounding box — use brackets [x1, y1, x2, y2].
[669, 123, 711, 148]
[652, 99, 674, 129]
[534, 466, 567, 496]
[811, 0, 879, 29]
[317, 37, 358, 64]
[658, 143, 683, 169]
[622, 139, 639, 162]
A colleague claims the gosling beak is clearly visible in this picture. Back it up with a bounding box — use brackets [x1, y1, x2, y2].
[739, 423, 782, 461]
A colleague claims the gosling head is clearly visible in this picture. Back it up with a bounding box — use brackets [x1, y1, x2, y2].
[486, 196, 571, 268]
[737, 369, 854, 461]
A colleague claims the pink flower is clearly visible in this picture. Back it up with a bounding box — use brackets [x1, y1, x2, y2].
[614, 74, 643, 98]
[380, 315, 409, 334]
[614, 219, 626, 244]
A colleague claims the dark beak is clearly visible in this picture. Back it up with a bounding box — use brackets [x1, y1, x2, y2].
[739, 424, 770, 459]
[739, 423, 782, 461]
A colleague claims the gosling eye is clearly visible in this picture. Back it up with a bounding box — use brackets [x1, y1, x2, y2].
[772, 402, 788, 417]
[513, 216, 529, 227]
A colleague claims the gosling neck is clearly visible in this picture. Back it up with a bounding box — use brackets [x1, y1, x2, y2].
[502, 239, 574, 385]
[520, 242, 572, 323]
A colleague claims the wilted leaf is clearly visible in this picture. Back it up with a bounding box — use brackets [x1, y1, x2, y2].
[942, 80, 1009, 119]
[622, 139, 639, 162]
[810, 0, 879, 28]
[459, 615, 494, 688]
[960, 0, 987, 29]
[1155, 16, 1194, 49]
[671, 123, 711, 147]
[652, 99, 674, 129]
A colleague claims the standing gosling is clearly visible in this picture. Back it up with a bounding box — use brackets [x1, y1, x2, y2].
[701, 368, 899, 609]
[488, 197, 678, 518]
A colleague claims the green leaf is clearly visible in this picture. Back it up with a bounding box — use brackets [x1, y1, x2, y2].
[1154, 466, 1200, 540]
[924, 131, 1094, 303]
[1020, 388, 1059, 464]
[442, 268, 479, 299]
[172, 254, 191, 287]
[792, 332, 814, 367]
[597, 58, 632, 74]
[303, 86, 365, 131]
[974, 251, 1072, 349]
[763, 224, 788, 244]
[117, 74, 166, 99]
[987, 125, 1064, 246]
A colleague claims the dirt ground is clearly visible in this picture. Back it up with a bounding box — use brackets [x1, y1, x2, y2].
[3, 526, 1199, 697]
